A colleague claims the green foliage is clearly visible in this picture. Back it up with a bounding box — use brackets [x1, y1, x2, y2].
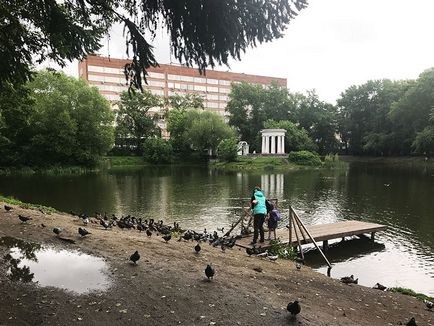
[2, 0, 307, 88]
[143, 138, 173, 164]
[337, 70, 434, 156]
[168, 109, 235, 157]
[186, 111, 235, 155]
[210, 156, 294, 171]
[323, 153, 346, 169]
[288, 151, 322, 166]
[267, 239, 297, 260]
[0, 70, 114, 167]
[217, 138, 238, 162]
[115, 90, 162, 155]
[106, 156, 146, 167]
[164, 93, 204, 111]
[388, 287, 434, 302]
[0, 195, 57, 214]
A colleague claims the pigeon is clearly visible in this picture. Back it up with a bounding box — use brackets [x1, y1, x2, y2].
[162, 234, 172, 243]
[194, 243, 201, 254]
[18, 214, 32, 223]
[340, 275, 358, 284]
[287, 300, 301, 316]
[205, 264, 215, 280]
[373, 283, 387, 291]
[296, 257, 303, 270]
[146, 229, 152, 237]
[130, 251, 140, 265]
[53, 227, 62, 236]
[406, 317, 417, 326]
[4, 205, 13, 211]
[78, 227, 91, 237]
[217, 227, 224, 233]
[267, 255, 278, 261]
[256, 250, 268, 258]
[100, 219, 110, 230]
[246, 247, 256, 256]
[424, 299, 433, 310]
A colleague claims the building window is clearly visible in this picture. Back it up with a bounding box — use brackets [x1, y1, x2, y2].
[207, 78, 218, 85]
[194, 85, 206, 91]
[180, 75, 194, 82]
[219, 87, 230, 94]
[219, 95, 228, 101]
[219, 79, 231, 86]
[148, 80, 165, 87]
[194, 77, 206, 83]
[150, 89, 164, 96]
[168, 74, 181, 81]
[207, 94, 219, 100]
[148, 72, 165, 79]
[207, 86, 218, 93]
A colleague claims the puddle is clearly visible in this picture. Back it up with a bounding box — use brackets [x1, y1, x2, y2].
[1, 236, 111, 294]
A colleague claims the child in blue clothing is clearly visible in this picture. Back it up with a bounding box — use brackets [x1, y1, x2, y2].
[267, 204, 281, 240]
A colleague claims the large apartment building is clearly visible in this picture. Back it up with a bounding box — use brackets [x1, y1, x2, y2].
[79, 55, 286, 108]
[79, 55, 287, 137]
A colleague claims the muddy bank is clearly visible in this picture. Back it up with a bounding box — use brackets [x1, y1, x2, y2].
[0, 202, 432, 326]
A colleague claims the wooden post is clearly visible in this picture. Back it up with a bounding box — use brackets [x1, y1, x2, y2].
[288, 208, 292, 244]
[323, 240, 329, 252]
[371, 232, 375, 241]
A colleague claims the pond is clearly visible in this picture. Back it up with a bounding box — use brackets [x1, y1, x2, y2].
[0, 161, 433, 296]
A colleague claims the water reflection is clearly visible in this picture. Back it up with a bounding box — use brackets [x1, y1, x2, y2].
[1, 237, 111, 294]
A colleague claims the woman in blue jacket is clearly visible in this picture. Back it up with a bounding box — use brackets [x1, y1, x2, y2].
[250, 186, 267, 244]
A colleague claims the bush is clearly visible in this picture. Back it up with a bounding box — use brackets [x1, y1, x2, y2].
[268, 239, 297, 260]
[143, 138, 172, 164]
[217, 138, 238, 162]
[288, 150, 322, 166]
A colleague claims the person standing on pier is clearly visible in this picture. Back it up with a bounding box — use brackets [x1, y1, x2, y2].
[250, 186, 267, 245]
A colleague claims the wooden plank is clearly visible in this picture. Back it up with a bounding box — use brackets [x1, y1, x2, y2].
[236, 220, 387, 249]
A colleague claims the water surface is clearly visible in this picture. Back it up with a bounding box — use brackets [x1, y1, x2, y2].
[0, 162, 433, 295]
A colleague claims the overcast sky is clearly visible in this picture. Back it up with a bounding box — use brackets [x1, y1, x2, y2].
[62, 0, 434, 104]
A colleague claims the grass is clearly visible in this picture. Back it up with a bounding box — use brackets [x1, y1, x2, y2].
[0, 165, 99, 176]
[105, 156, 147, 167]
[388, 287, 434, 302]
[0, 195, 57, 214]
[210, 156, 299, 172]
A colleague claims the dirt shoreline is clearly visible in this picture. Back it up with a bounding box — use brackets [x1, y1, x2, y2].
[0, 202, 432, 326]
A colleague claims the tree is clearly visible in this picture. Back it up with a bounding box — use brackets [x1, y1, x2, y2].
[143, 138, 172, 164]
[26, 71, 114, 166]
[217, 138, 239, 162]
[0, 70, 114, 166]
[186, 111, 235, 156]
[390, 69, 434, 154]
[1, 0, 307, 88]
[115, 90, 162, 155]
[226, 81, 292, 151]
[337, 79, 410, 155]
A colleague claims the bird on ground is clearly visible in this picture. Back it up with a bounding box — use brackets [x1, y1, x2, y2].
[295, 257, 303, 270]
[256, 250, 269, 258]
[205, 264, 215, 280]
[373, 283, 387, 291]
[424, 299, 433, 310]
[78, 227, 91, 237]
[267, 255, 278, 261]
[18, 215, 32, 223]
[246, 247, 257, 256]
[406, 317, 417, 326]
[194, 243, 201, 254]
[287, 300, 301, 316]
[38, 208, 45, 215]
[130, 250, 140, 265]
[100, 219, 110, 230]
[217, 227, 224, 233]
[162, 234, 172, 243]
[146, 229, 152, 237]
[4, 205, 13, 212]
[341, 275, 358, 284]
[53, 227, 62, 236]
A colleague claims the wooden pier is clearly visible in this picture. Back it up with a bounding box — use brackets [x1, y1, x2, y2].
[236, 220, 387, 250]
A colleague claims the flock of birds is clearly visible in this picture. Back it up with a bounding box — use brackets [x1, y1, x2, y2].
[4, 204, 433, 323]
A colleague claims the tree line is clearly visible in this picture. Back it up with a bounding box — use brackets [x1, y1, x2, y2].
[1, 68, 432, 168]
[226, 68, 434, 156]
